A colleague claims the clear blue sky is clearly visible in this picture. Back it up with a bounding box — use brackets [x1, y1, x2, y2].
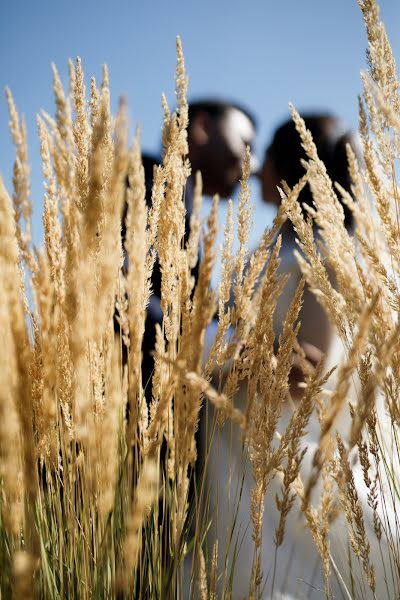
[1, 0, 399, 250]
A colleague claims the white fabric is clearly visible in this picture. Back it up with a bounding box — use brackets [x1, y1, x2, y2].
[202, 237, 398, 599]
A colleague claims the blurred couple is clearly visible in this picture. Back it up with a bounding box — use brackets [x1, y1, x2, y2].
[132, 99, 359, 599]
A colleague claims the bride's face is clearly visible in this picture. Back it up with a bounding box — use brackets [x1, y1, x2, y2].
[259, 149, 282, 208]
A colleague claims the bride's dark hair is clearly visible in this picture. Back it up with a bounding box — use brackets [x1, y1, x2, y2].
[267, 114, 358, 229]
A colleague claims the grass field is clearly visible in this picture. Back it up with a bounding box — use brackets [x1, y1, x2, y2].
[1, 0, 399, 598]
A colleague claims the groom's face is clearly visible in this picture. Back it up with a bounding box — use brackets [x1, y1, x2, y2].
[189, 107, 256, 198]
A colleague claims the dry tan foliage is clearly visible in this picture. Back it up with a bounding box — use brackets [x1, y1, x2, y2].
[1, 3, 400, 598]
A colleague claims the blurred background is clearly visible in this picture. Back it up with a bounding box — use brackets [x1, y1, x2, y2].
[1, 0, 399, 272]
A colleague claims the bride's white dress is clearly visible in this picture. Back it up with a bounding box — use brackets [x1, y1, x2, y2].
[203, 238, 398, 599]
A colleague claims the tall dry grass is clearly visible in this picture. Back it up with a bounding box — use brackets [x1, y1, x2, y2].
[0, 0, 400, 598]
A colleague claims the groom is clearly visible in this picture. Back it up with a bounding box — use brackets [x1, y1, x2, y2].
[137, 98, 258, 391]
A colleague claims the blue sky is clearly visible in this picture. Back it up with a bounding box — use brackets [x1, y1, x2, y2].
[1, 0, 399, 252]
